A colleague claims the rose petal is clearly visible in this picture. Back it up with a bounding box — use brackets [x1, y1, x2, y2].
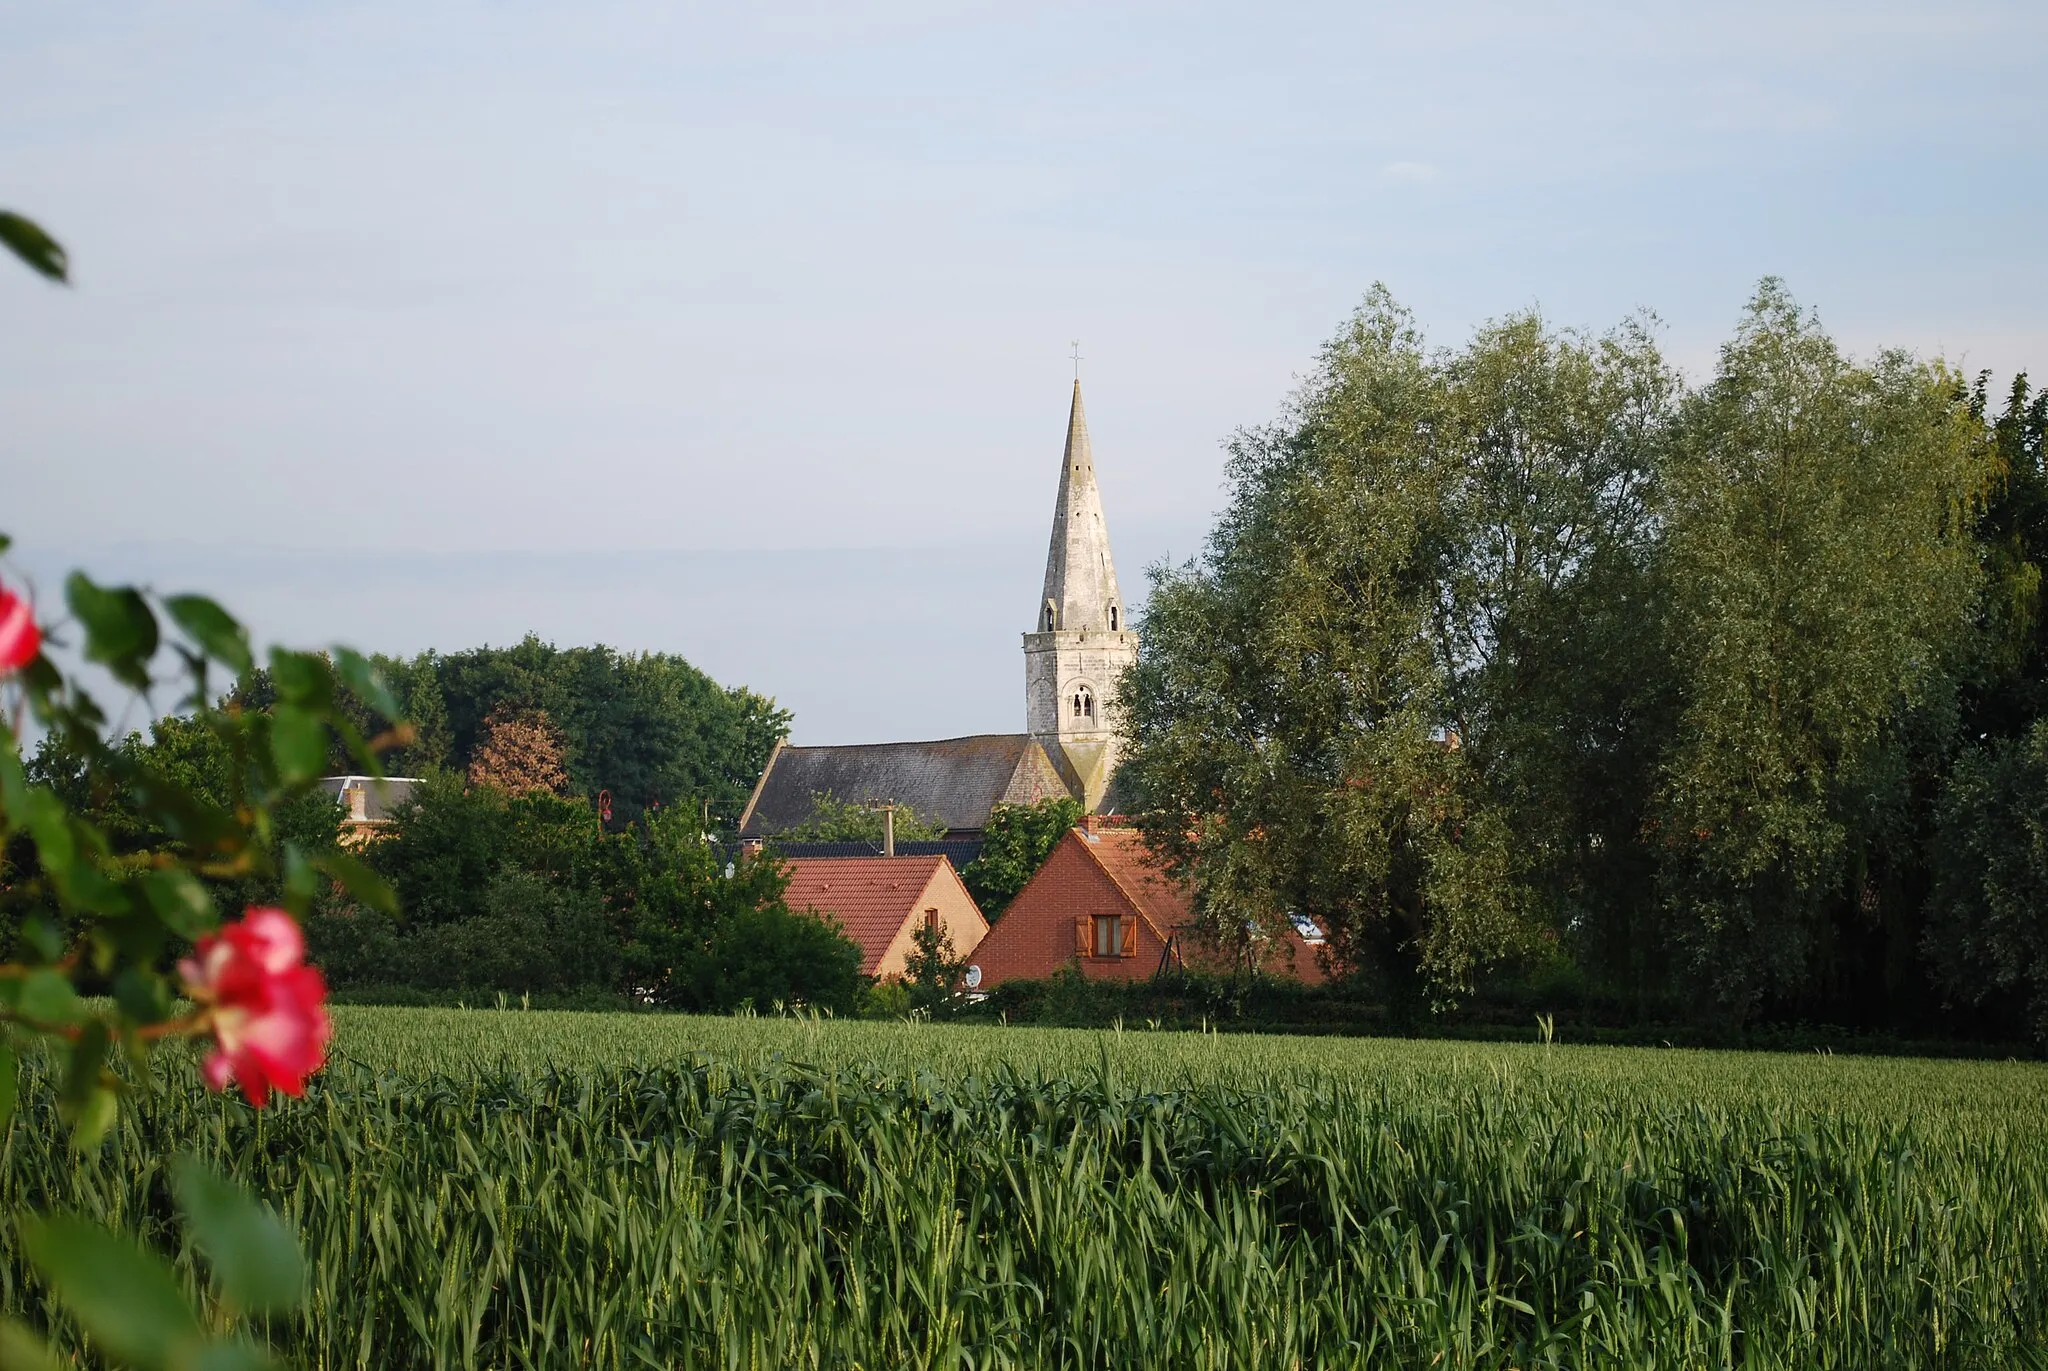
[0, 588, 39, 673]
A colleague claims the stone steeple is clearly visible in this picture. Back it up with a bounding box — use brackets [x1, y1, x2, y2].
[1024, 381, 1139, 811]
[1037, 381, 1127, 635]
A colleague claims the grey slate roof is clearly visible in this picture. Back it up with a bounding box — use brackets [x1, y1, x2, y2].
[737, 734, 1075, 838]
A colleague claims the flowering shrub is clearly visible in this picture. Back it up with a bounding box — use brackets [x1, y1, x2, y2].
[4, 197, 388, 1371]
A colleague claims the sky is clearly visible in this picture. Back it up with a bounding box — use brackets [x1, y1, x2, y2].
[4, 1, 2044, 743]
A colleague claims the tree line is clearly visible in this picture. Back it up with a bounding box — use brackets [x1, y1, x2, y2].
[1118, 280, 2048, 1045]
[264, 634, 791, 829]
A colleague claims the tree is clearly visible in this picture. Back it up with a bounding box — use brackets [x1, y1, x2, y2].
[1653, 280, 1990, 1015]
[960, 796, 1082, 916]
[1119, 288, 1537, 997]
[774, 792, 944, 845]
[466, 705, 570, 796]
[363, 771, 516, 926]
[432, 636, 790, 827]
[1925, 374, 2048, 1044]
[680, 903, 865, 1015]
[1925, 718, 2048, 1044]
[903, 918, 972, 1014]
[1960, 372, 2048, 742]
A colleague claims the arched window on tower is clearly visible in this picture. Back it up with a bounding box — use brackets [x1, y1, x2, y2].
[1108, 604, 1119, 631]
[1042, 600, 1058, 632]
[1072, 685, 1095, 720]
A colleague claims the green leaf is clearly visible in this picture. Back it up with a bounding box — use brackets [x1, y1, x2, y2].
[266, 649, 332, 709]
[19, 1214, 203, 1371]
[280, 845, 317, 912]
[164, 596, 253, 677]
[312, 848, 399, 916]
[269, 706, 328, 787]
[0, 740, 29, 835]
[68, 1086, 118, 1153]
[0, 212, 67, 283]
[21, 790, 76, 880]
[172, 1159, 305, 1315]
[329, 715, 384, 778]
[331, 647, 400, 719]
[61, 1021, 109, 1112]
[17, 970, 80, 1028]
[64, 573, 159, 691]
[0, 1318, 64, 1371]
[142, 868, 219, 939]
[113, 965, 173, 1026]
[0, 1046, 16, 1136]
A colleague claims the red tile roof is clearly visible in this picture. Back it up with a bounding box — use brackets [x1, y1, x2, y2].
[781, 855, 950, 974]
[1070, 824, 1193, 940]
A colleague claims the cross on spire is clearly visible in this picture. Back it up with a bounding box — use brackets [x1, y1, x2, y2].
[1070, 339, 1083, 380]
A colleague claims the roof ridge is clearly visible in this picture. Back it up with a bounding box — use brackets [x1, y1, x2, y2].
[781, 733, 1032, 753]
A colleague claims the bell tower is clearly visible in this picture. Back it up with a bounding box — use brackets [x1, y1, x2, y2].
[1025, 380, 1138, 810]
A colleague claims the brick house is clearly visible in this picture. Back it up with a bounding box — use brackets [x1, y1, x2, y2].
[967, 818, 1329, 989]
[781, 855, 989, 980]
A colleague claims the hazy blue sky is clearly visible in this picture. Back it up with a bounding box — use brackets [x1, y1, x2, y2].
[4, 1, 2043, 743]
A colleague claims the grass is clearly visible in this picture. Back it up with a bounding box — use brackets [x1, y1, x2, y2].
[2, 1006, 2044, 1369]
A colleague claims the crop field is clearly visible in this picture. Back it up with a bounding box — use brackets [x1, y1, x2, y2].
[3, 1008, 2046, 1370]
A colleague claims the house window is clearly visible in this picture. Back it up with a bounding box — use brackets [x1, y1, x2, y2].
[1093, 915, 1122, 958]
[924, 908, 940, 932]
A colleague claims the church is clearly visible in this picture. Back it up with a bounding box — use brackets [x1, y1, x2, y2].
[737, 381, 1138, 841]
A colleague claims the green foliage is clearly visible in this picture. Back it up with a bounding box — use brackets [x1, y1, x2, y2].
[960, 796, 1081, 915]
[774, 792, 944, 844]
[1962, 372, 2048, 739]
[430, 636, 789, 826]
[1654, 280, 1989, 1011]
[4, 1017, 2046, 1367]
[676, 903, 864, 1015]
[902, 918, 970, 1015]
[1122, 280, 2043, 1033]
[1121, 289, 1673, 997]
[1927, 718, 2048, 1042]
[313, 772, 855, 1011]
[228, 636, 787, 827]
[172, 1156, 305, 1314]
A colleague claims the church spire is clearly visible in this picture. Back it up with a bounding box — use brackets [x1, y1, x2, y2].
[1036, 380, 1126, 635]
[1024, 378, 1139, 812]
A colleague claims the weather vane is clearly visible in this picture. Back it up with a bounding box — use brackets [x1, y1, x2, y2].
[1070, 339, 1083, 380]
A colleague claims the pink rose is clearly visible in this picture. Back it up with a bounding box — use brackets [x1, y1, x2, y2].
[0, 583, 39, 673]
[178, 907, 332, 1107]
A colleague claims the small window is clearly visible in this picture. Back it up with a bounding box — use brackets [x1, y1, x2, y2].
[1042, 600, 1059, 632]
[1108, 605, 1119, 631]
[1093, 915, 1121, 958]
[924, 908, 940, 932]
[1072, 685, 1095, 719]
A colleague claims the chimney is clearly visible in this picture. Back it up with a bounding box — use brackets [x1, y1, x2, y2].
[883, 803, 896, 858]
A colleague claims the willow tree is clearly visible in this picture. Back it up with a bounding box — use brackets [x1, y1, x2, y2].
[1118, 289, 1676, 997]
[1653, 281, 1990, 1014]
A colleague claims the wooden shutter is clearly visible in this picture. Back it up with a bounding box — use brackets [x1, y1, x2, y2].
[1119, 914, 1137, 958]
[1075, 915, 1091, 958]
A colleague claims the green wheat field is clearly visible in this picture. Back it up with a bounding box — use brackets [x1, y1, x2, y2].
[5, 1007, 2046, 1369]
